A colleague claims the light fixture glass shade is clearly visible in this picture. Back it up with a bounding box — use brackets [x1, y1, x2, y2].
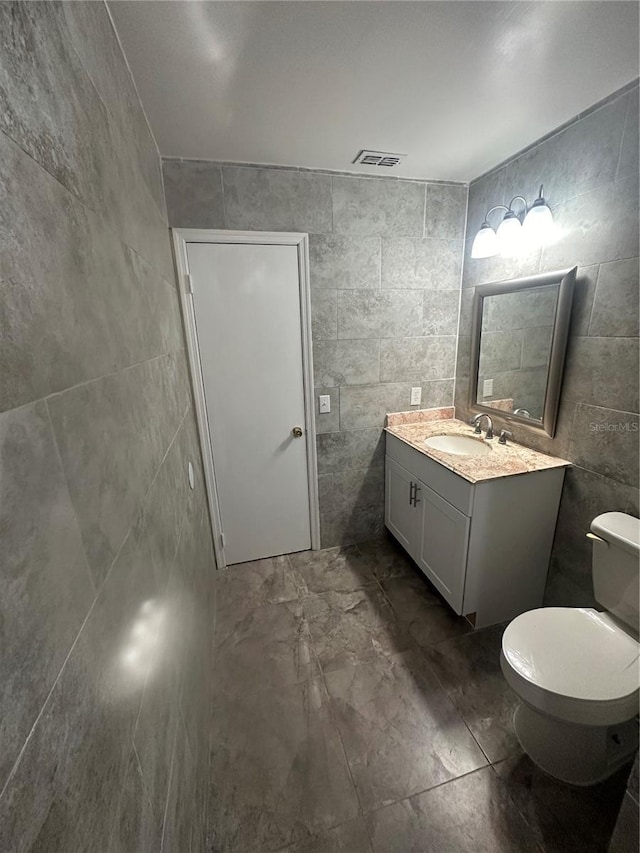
[471, 223, 499, 258]
[523, 199, 554, 242]
[496, 211, 523, 256]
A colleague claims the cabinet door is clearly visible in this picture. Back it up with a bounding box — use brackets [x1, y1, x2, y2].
[385, 456, 419, 557]
[415, 480, 470, 614]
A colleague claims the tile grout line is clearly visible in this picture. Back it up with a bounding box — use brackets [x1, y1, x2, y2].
[0, 402, 192, 805]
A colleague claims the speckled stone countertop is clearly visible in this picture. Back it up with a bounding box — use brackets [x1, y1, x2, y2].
[385, 412, 570, 484]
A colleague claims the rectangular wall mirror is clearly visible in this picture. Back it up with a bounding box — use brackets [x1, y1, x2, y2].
[469, 267, 577, 437]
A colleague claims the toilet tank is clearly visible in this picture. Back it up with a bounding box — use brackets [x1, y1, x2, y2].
[591, 512, 640, 633]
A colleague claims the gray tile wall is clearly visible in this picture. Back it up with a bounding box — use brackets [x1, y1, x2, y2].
[0, 3, 214, 850]
[163, 160, 467, 546]
[455, 82, 639, 607]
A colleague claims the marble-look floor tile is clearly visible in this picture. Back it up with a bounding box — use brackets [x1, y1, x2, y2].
[278, 817, 373, 853]
[289, 545, 379, 595]
[494, 750, 631, 853]
[325, 650, 487, 812]
[353, 535, 414, 582]
[382, 574, 473, 647]
[366, 766, 539, 853]
[303, 587, 413, 673]
[423, 626, 519, 763]
[208, 679, 359, 853]
[214, 601, 319, 697]
[608, 791, 639, 853]
[216, 555, 300, 636]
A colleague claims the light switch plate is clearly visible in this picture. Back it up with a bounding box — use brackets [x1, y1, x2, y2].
[319, 394, 331, 413]
[482, 379, 494, 397]
[410, 387, 422, 406]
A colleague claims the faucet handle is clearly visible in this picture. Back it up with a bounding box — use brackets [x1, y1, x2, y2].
[498, 429, 513, 445]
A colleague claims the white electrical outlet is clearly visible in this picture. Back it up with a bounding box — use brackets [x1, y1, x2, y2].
[319, 394, 331, 413]
[483, 379, 494, 397]
[410, 387, 422, 406]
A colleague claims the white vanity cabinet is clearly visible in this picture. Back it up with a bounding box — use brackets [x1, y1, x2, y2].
[385, 432, 566, 628]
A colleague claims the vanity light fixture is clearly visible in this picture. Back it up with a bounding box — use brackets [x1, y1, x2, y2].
[470, 185, 553, 259]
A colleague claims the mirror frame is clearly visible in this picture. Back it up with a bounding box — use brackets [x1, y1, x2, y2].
[468, 266, 577, 438]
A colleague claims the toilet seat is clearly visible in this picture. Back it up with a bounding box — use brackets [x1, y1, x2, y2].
[501, 607, 639, 726]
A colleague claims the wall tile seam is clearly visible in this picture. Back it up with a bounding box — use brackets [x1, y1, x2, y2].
[541, 170, 640, 210]
[106, 741, 155, 848]
[159, 709, 181, 852]
[62, 1, 168, 227]
[102, 2, 168, 212]
[566, 333, 640, 345]
[0, 566, 102, 805]
[470, 81, 639, 186]
[421, 183, 428, 239]
[15, 351, 181, 415]
[131, 741, 157, 818]
[177, 703, 196, 760]
[569, 401, 640, 418]
[563, 462, 639, 492]
[125, 241, 181, 292]
[219, 166, 229, 229]
[329, 174, 335, 233]
[465, 174, 640, 244]
[41, 397, 97, 595]
[614, 90, 635, 183]
[451, 188, 470, 411]
[0, 122, 170, 287]
[163, 157, 467, 187]
[0, 402, 193, 804]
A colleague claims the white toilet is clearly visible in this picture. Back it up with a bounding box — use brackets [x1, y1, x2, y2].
[501, 512, 640, 786]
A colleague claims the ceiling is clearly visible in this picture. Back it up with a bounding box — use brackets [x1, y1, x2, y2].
[109, 1, 639, 183]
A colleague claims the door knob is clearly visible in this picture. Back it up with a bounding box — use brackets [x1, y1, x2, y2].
[292, 426, 304, 438]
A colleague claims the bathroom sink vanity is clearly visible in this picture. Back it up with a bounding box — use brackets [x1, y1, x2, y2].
[385, 413, 570, 628]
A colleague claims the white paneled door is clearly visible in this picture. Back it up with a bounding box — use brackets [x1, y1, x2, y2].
[184, 235, 317, 566]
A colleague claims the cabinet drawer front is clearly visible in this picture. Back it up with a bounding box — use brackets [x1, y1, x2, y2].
[385, 433, 473, 515]
[415, 481, 470, 614]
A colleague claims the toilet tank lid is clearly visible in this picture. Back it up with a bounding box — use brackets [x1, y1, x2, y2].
[591, 512, 640, 556]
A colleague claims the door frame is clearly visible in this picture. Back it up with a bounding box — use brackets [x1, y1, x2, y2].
[171, 229, 320, 569]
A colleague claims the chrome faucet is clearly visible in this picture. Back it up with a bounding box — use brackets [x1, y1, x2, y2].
[470, 413, 494, 439]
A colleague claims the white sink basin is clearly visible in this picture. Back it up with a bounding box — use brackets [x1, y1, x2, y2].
[424, 434, 492, 456]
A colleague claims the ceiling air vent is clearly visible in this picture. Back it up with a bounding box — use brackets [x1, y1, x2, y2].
[352, 149, 406, 168]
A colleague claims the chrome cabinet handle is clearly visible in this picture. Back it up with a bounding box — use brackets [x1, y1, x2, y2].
[409, 482, 415, 505]
[292, 426, 303, 438]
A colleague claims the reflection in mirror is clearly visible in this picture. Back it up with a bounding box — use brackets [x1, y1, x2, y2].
[477, 284, 559, 422]
[469, 267, 576, 438]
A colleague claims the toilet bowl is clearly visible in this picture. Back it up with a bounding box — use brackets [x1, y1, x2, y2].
[500, 512, 640, 786]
